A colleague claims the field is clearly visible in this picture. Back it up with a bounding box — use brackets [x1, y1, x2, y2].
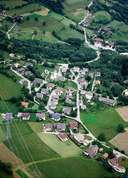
[116, 106, 128, 122]
[63, 0, 90, 23]
[81, 108, 128, 141]
[110, 131, 128, 155]
[3, 121, 59, 163]
[29, 156, 115, 178]
[0, 74, 22, 113]
[0, 74, 21, 100]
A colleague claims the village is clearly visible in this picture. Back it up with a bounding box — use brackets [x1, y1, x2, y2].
[0, 54, 127, 175]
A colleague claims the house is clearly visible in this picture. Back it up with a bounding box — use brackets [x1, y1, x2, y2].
[99, 96, 117, 106]
[94, 37, 103, 48]
[69, 121, 78, 130]
[33, 78, 43, 86]
[84, 145, 99, 158]
[36, 93, 43, 100]
[55, 123, 66, 132]
[19, 79, 28, 87]
[47, 83, 55, 90]
[4, 113, 13, 121]
[36, 113, 45, 120]
[63, 107, 72, 115]
[51, 113, 61, 121]
[43, 124, 53, 132]
[74, 133, 85, 144]
[57, 133, 68, 142]
[85, 91, 93, 101]
[17, 112, 30, 120]
[108, 157, 126, 173]
[41, 88, 49, 95]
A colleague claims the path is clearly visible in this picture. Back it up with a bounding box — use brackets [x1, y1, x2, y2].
[6, 23, 16, 39]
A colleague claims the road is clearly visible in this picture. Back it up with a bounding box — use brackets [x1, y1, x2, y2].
[11, 67, 32, 94]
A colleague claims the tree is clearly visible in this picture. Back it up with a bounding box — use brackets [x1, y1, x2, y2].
[35, 17, 38, 21]
[117, 124, 124, 133]
[98, 133, 106, 141]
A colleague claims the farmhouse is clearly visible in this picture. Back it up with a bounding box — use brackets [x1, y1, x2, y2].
[55, 123, 66, 132]
[108, 157, 126, 173]
[57, 133, 68, 142]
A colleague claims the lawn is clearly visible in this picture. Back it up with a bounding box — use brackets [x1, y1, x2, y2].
[3, 121, 59, 163]
[81, 108, 128, 141]
[29, 156, 116, 178]
[0, 74, 21, 100]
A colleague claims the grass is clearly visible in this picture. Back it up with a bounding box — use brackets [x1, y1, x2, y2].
[81, 108, 128, 141]
[63, 0, 90, 23]
[29, 156, 115, 178]
[29, 122, 81, 158]
[3, 121, 59, 163]
[17, 170, 29, 178]
[0, 74, 21, 100]
[0, 125, 5, 143]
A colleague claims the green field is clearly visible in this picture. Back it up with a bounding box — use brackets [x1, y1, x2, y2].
[81, 108, 128, 141]
[0, 74, 21, 100]
[63, 0, 90, 23]
[3, 121, 59, 163]
[29, 156, 115, 178]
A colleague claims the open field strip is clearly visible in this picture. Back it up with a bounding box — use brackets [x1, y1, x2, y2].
[81, 108, 128, 141]
[116, 106, 128, 122]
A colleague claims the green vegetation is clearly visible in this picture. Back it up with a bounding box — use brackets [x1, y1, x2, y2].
[29, 156, 116, 178]
[81, 108, 128, 141]
[17, 170, 29, 178]
[3, 121, 59, 163]
[0, 161, 13, 178]
[0, 74, 21, 100]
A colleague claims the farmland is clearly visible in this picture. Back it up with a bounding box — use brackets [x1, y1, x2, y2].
[81, 108, 128, 141]
[3, 121, 59, 163]
[29, 156, 116, 178]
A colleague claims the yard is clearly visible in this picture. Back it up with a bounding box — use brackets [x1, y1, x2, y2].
[81, 108, 128, 141]
[29, 156, 116, 178]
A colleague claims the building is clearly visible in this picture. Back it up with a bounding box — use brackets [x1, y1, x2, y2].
[57, 133, 68, 142]
[108, 157, 126, 173]
[51, 113, 61, 121]
[21, 101, 29, 108]
[4, 113, 13, 121]
[84, 145, 99, 158]
[33, 78, 43, 86]
[74, 133, 85, 144]
[17, 112, 30, 120]
[69, 121, 78, 130]
[36, 113, 45, 121]
[63, 107, 72, 115]
[43, 124, 53, 132]
[36, 93, 44, 100]
[55, 123, 66, 132]
[99, 96, 117, 106]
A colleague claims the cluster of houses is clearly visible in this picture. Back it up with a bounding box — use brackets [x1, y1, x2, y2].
[83, 144, 126, 174]
[94, 37, 115, 50]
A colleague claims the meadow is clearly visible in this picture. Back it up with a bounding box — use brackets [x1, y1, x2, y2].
[29, 156, 116, 178]
[0, 74, 21, 100]
[81, 108, 128, 141]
